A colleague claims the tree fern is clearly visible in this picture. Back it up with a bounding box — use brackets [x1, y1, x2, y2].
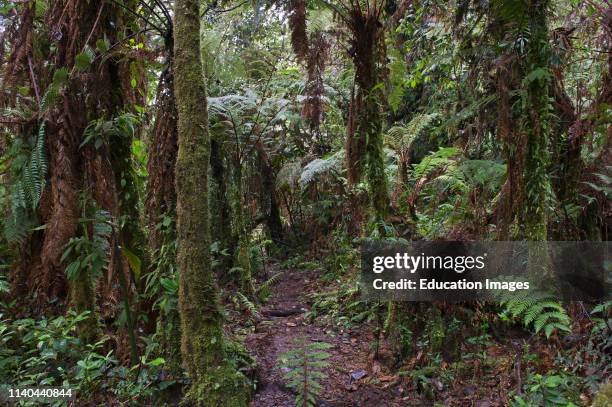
[277, 160, 303, 190]
[411, 147, 460, 180]
[278, 337, 333, 407]
[298, 150, 343, 187]
[385, 113, 439, 154]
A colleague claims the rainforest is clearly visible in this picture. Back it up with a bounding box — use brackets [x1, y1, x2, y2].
[0, 0, 610, 406]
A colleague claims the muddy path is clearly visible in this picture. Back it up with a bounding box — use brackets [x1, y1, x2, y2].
[244, 265, 423, 407]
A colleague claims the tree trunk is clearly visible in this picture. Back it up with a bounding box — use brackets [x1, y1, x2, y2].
[346, 5, 390, 226]
[210, 137, 235, 257]
[255, 140, 284, 244]
[145, 55, 178, 251]
[173, 0, 249, 404]
[4, 2, 138, 338]
[521, 0, 552, 241]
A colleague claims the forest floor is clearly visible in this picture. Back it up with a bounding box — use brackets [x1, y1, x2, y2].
[244, 264, 420, 407]
[237, 263, 559, 407]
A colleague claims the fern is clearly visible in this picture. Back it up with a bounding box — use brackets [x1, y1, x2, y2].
[591, 301, 612, 333]
[298, 150, 343, 187]
[4, 123, 48, 242]
[277, 161, 302, 190]
[430, 162, 469, 194]
[493, 280, 571, 338]
[0, 272, 9, 294]
[411, 146, 459, 179]
[444, 94, 496, 126]
[40, 68, 69, 111]
[306, 8, 333, 35]
[591, 301, 612, 315]
[256, 272, 282, 302]
[388, 46, 407, 112]
[385, 113, 439, 154]
[583, 166, 612, 200]
[278, 337, 333, 407]
[459, 160, 506, 193]
[235, 291, 260, 318]
[61, 202, 111, 282]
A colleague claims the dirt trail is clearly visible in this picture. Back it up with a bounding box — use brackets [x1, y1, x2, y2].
[245, 265, 421, 407]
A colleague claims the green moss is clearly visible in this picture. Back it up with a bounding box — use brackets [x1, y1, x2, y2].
[385, 301, 415, 358]
[593, 381, 612, 407]
[235, 237, 254, 294]
[69, 274, 100, 344]
[173, 0, 249, 404]
[520, 0, 552, 241]
[182, 364, 250, 407]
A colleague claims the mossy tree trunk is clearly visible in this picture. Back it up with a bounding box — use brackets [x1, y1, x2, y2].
[492, 0, 552, 241]
[521, 0, 552, 241]
[345, 3, 390, 229]
[173, 0, 249, 404]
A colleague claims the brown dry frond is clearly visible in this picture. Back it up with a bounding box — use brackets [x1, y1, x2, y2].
[288, 0, 309, 61]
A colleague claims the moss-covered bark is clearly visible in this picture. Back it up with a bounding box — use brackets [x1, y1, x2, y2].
[492, 0, 552, 241]
[345, 6, 390, 226]
[173, 0, 249, 404]
[521, 0, 552, 241]
[69, 270, 100, 344]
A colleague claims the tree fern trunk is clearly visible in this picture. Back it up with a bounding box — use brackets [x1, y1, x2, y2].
[521, 0, 552, 241]
[345, 4, 389, 226]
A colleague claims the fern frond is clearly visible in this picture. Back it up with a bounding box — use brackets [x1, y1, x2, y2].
[385, 113, 439, 153]
[257, 272, 282, 294]
[491, 280, 570, 338]
[298, 151, 343, 187]
[277, 161, 302, 190]
[591, 301, 612, 315]
[278, 337, 332, 407]
[236, 292, 259, 318]
[534, 311, 571, 336]
[4, 123, 48, 242]
[412, 147, 460, 180]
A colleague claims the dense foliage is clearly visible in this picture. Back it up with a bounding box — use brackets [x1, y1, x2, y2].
[0, 0, 609, 405]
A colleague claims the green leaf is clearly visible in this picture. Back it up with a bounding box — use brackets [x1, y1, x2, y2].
[95, 38, 109, 53]
[120, 247, 142, 279]
[148, 357, 165, 367]
[75, 49, 94, 71]
[52, 68, 69, 85]
[65, 261, 81, 280]
[522, 67, 551, 85]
